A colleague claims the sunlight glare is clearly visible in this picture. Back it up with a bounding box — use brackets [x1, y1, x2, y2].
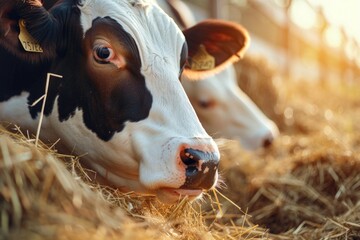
[289, 0, 317, 30]
[313, 0, 360, 43]
[324, 26, 342, 48]
[345, 40, 356, 60]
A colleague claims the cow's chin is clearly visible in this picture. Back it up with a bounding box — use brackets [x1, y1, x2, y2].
[155, 188, 203, 204]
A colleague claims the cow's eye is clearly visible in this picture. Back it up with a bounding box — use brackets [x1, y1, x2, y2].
[199, 99, 217, 109]
[93, 46, 115, 63]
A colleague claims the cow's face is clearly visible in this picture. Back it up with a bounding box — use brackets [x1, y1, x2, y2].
[48, 0, 222, 203]
[182, 65, 279, 150]
[0, 0, 249, 203]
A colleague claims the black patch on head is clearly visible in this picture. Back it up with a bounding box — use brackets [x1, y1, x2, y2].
[26, 0, 84, 118]
[55, 16, 153, 141]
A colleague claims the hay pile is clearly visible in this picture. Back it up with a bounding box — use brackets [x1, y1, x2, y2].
[219, 134, 360, 239]
[0, 127, 160, 240]
[0, 126, 268, 240]
[216, 75, 360, 239]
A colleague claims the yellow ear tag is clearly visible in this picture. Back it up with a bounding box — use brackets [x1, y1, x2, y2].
[190, 44, 215, 71]
[18, 19, 43, 53]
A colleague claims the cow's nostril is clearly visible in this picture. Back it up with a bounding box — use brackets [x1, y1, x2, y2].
[263, 137, 274, 148]
[180, 148, 200, 166]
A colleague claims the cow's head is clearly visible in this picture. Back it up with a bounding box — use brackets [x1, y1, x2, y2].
[153, 1, 279, 150]
[175, 19, 279, 150]
[0, 0, 251, 203]
[182, 65, 279, 150]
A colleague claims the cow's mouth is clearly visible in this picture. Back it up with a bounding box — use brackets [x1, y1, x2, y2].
[156, 188, 203, 204]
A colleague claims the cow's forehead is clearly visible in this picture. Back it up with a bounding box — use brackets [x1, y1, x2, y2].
[79, 0, 185, 68]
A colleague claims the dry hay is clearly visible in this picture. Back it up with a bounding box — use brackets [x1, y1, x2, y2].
[219, 135, 360, 239]
[215, 79, 360, 239]
[0, 126, 160, 240]
[0, 125, 268, 240]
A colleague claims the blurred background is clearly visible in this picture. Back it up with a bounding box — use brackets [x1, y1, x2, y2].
[184, 0, 360, 84]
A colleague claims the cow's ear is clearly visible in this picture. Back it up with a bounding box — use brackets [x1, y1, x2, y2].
[0, 0, 56, 61]
[182, 19, 250, 80]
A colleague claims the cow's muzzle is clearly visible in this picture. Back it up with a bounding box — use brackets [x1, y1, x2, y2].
[179, 148, 219, 190]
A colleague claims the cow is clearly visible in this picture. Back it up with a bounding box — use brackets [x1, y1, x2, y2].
[157, 0, 279, 150]
[0, 0, 249, 203]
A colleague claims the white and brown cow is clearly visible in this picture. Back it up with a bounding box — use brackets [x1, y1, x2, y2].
[157, 0, 279, 150]
[0, 0, 248, 203]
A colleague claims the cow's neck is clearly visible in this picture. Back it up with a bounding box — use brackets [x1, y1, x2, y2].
[0, 47, 50, 103]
